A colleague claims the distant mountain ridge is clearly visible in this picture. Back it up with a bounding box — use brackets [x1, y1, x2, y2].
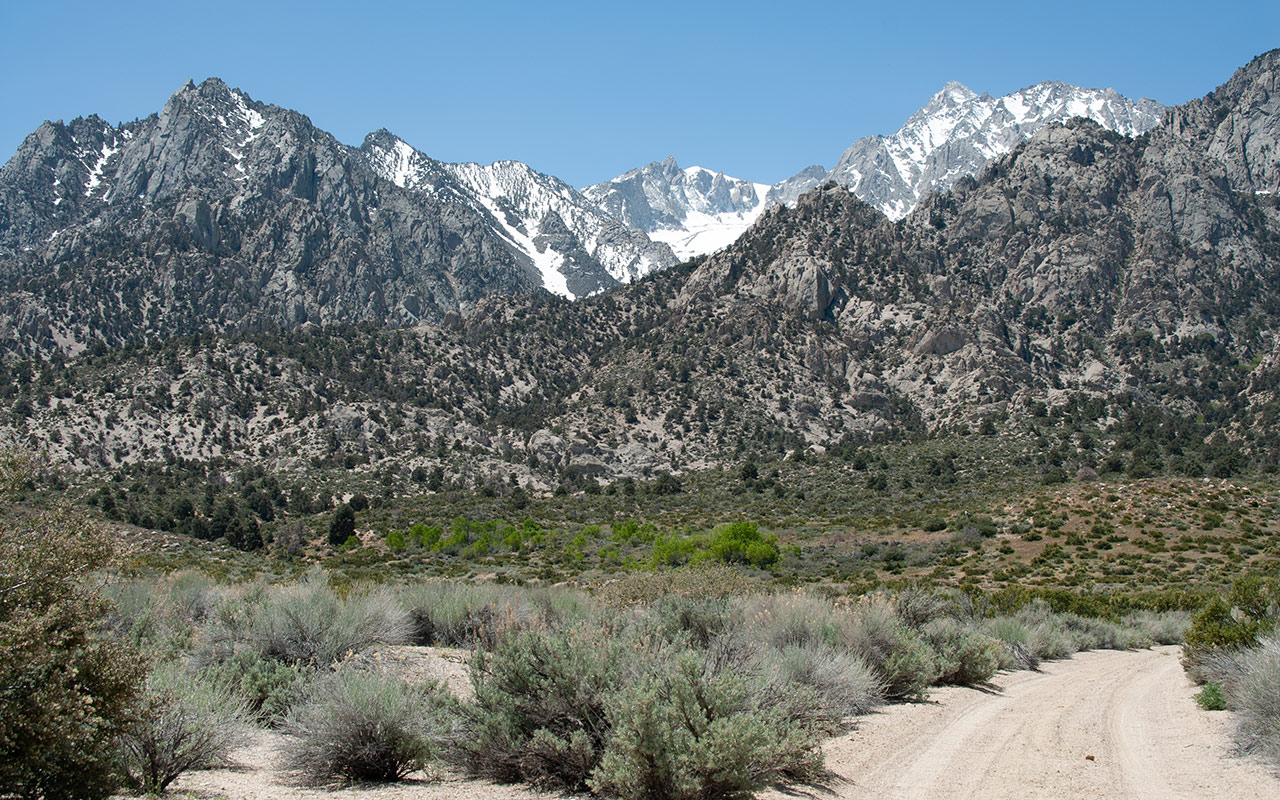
[581, 157, 771, 260]
[0, 79, 675, 355]
[585, 81, 1165, 258]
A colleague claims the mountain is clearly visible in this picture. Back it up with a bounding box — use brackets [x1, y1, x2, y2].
[581, 157, 771, 260]
[0, 79, 674, 356]
[361, 131, 674, 297]
[770, 81, 1166, 219]
[8, 51, 1279, 487]
[586, 82, 1165, 260]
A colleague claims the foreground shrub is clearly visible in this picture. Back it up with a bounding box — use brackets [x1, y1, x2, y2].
[759, 643, 884, 729]
[282, 669, 450, 785]
[1222, 634, 1280, 768]
[0, 504, 144, 800]
[983, 617, 1041, 671]
[591, 652, 823, 800]
[921, 618, 1001, 686]
[839, 597, 940, 700]
[116, 661, 250, 794]
[449, 625, 624, 791]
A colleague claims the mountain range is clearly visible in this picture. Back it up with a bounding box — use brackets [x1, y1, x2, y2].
[3, 49, 1278, 489]
[584, 82, 1165, 259]
[0, 72, 1173, 357]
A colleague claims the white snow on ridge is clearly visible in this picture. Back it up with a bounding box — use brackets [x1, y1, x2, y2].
[471, 190, 573, 299]
[84, 139, 118, 196]
[647, 180, 772, 260]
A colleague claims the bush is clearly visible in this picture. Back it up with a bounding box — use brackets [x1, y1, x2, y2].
[283, 668, 450, 785]
[706, 522, 779, 569]
[1223, 634, 1280, 768]
[0, 503, 144, 800]
[195, 574, 411, 670]
[203, 651, 309, 725]
[590, 652, 823, 800]
[839, 597, 940, 701]
[921, 618, 1001, 686]
[448, 625, 624, 791]
[983, 617, 1041, 671]
[744, 593, 842, 650]
[116, 661, 251, 793]
[648, 595, 736, 649]
[759, 643, 883, 728]
[1195, 681, 1227, 711]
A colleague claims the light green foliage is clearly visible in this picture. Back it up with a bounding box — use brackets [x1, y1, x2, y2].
[116, 660, 251, 794]
[282, 668, 451, 784]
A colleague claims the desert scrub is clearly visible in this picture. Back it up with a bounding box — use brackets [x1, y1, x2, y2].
[397, 580, 597, 649]
[921, 617, 1001, 686]
[591, 651, 824, 800]
[199, 572, 411, 668]
[1198, 634, 1280, 768]
[758, 643, 884, 728]
[202, 650, 310, 725]
[448, 624, 625, 791]
[839, 596, 940, 700]
[116, 660, 251, 794]
[282, 668, 452, 785]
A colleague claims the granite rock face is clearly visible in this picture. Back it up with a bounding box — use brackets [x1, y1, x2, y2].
[0, 79, 674, 355]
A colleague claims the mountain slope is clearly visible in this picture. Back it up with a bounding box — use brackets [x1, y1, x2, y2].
[585, 82, 1165, 262]
[0, 79, 676, 355]
[581, 157, 770, 260]
[8, 51, 1280, 486]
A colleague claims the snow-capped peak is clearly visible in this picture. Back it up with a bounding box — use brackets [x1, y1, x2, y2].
[582, 158, 771, 260]
[361, 133, 675, 299]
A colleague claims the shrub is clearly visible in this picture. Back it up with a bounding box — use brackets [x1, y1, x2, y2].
[1223, 634, 1280, 768]
[983, 617, 1041, 671]
[203, 650, 309, 725]
[196, 574, 411, 669]
[590, 651, 823, 800]
[1122, 610, 1189, 646]
[448, 625, 624, 791]
[0, 503, 144, 800]
[1195, 681, 1227, 711]
[839, 598, 940, 700]
[648, 595, 736, 649]
[759, 643, 883, 728]
[282, 668, 450, 785]
[745, 593, 841, 650]
[706, 522, 779, 569]
[921, 618, 1001, 686]
[397, 581, 568, 649]
[116, 661, 251, 794]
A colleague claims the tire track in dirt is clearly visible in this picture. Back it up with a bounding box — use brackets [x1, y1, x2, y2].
[764, 645, 1279, 800]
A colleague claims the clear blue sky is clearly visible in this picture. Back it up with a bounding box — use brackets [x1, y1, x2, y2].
[2, 1, 1275, 187]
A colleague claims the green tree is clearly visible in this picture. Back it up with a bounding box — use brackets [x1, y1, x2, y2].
[329, 504, 356, 548]
[0, 450, 144, 799]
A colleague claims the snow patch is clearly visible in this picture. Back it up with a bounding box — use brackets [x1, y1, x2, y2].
[84, 140, 118, 196]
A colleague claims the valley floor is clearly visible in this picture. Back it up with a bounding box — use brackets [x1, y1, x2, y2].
[169, 646, 1277, 800]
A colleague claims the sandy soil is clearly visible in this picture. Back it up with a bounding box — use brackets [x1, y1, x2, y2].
[172, 645, 1278, 799]
[761, 645, 1279, 800]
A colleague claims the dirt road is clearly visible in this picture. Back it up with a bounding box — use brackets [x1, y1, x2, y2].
[763, 645, 1278, 800]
